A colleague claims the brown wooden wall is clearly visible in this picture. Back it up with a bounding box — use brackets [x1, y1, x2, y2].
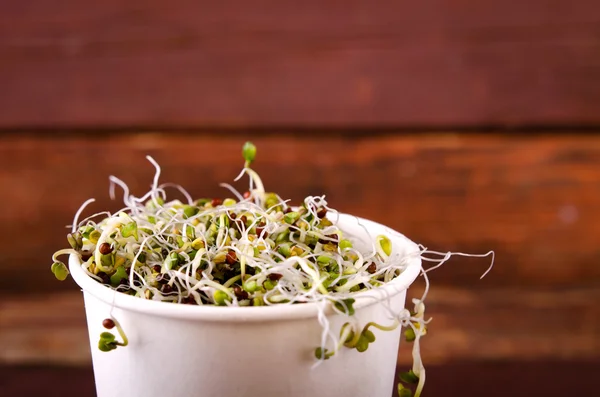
[2, 0, 600, 128]
[1, 1, 600, 396]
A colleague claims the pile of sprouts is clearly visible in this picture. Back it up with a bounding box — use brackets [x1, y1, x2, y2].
[51, 142, 493, 397]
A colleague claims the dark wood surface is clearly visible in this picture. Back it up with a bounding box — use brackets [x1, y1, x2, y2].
[2, 1, 600, 127]
[3, 360, 599, 397]
[2, 132, 599, 295]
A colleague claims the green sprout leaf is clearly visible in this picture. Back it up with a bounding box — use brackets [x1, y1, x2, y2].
[339, 239, 353, 249]
[314, 347, 332, 360]
[121, 222, 138, 240]
[98, 332, 117, 352]
[284, 211, 300, 225]
[363, 329, 376, 343]
[376, 235, 392, 256]
[397, 383, 413, 397]
[110, 266, 128, 286]
[333, 298, 356, 316]
[183, 205, 199, 219]
[67, 232, 82, 250]
[355, 334, 370, 352]
[399, 370, 419, 385]
[88, 230, 101, 244]
[51, 262, 69, 281]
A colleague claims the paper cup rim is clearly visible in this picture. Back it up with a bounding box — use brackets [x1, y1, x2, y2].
[69, 214, 421, 323]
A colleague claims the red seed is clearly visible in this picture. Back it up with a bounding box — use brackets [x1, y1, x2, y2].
[229, 212, 237, 220]
[97, 271, 110, 284]
[161, 284, 173, 294]
[102, 319, 115, 329]
[226, 250, 237, 265]
[367, 263, 377, 274]
[233, 286, 249, 300]
[152, 265, 162, 273]
[316, 208, 328, 218]
[211, 198, 223, 207]
[98, 243, 113, 255]
[268, 273, 283, 281]
[243, 191, 251, 199]
[81, 251, 92, 261]
[255, 227, 267, 238]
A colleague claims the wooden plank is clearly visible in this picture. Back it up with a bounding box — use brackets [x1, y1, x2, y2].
[3, 361, 600, 397]
[1, 132, 599, 293]
[2, 287, 598, 365]
[1, 1, 600, 127]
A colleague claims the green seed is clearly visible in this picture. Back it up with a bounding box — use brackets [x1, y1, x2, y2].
[176, 236, 185, 248]
[404, 327, 416, 342]
[243, 280, 258, 293]
[213, 290, 229, 306]
[317, 255, 331, 266]
[339, 239, 353, 249]
[51, 262, 69, 281]
[252, 296, 264, 306]
[242, 141, 257, 163]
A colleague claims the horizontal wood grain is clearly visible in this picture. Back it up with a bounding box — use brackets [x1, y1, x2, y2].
[2, 287, 598, 365]
[1, 132, 599, 294]
[1, 1, 600, 127]
[4, 361, 600, 397]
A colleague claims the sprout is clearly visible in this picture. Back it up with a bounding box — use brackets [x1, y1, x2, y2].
[97, 317, 128, 352]
[51, 141, 495, 395]
[242, 141, 257, 166]
[51, 262, 69, 281]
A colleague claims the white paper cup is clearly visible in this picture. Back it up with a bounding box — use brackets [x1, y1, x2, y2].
[69, 214, 421, 397]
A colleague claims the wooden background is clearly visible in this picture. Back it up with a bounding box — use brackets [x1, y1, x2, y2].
[1, 1, 599, 396]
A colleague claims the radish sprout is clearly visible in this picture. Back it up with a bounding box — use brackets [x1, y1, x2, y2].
[50, 141, 494, 397]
